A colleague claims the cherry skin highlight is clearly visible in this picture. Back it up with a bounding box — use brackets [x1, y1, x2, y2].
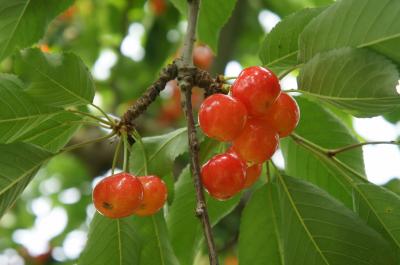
[198, 94, 247, 141]
[231, 66, 281, 117]
[227, 147, 262, 188]
[133, 175, 168, 216]
[193, 44, 214, 70]
[201, 153, 246, 200]
[263, 92, 300, 137]
[232, 118, 279, 164]
[93, 173, 144, 219]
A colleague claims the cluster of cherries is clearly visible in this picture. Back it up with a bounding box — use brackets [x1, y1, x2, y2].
[93, 173, 167, 218]
[199, 66, 300, 200]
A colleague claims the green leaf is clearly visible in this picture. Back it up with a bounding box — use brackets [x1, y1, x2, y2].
[0, 74, 61, 144]
[0, 0, 72, 61]
[238, 183, 284, 265]
[169, 0, 186, 16]
[79, 213, 141, 265]
[16, 111, 82, 153]
[354, 183, 400, 250]
[198, 0, 237, 52]
[0, 142, 52, 218]
[281, 97, 364, 207]
[298, 48, 400, 117]
[15, 49, 95, 107]
[299, 0, 400, 63]
[130, 127, 188, 177]
[278, 174, 397, 265]
[167, 167, 240, 265]
[132, 212, 179, 265]
[260, 7, 324, 72]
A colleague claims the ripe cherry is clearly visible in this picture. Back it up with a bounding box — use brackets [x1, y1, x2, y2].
[201, 153, 246, 200]
[198, 94, 247, 141]
[263, 92, 300, 137]
[93, 173, 143, 219]
[231, 66, 281, 117]
[227, 148, 262, 188]
[193, 44, 214, 70]
[232, 118, 279, 164]
[150, 0, 167, 15]
[133, 175, 168, 216]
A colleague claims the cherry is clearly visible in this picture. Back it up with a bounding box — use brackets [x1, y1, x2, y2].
[133, 175, 168, 216]
[227, 147, 262, 188]
[232, 118, 279, 164]
[150, 0, 167, 15]
[262, 92, 300, 137]
[193, 44, 214, 70]
[201, 153, 246, 200]
[198, 94, 247, 141]
[93, 173, 143, 219]
[231, 66, 281, 117]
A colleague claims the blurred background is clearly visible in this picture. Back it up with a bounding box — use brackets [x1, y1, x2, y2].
[0, 0, 399, 264]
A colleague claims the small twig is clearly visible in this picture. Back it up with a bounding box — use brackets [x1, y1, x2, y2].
[327, 141, 400, 157]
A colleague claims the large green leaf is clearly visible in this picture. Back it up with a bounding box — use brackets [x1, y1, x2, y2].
[0, 0, 72, 61]
[16, 111, 82, 153]
[281, 97, 364, 207]
[131, 212, 179, 265]
[198, 0, 237, 52]
[79, 214, 141, 265]
[130, 127, 188, 177]
[278, 174, 396, 265]
[262, 0, 332, 16]
[15, 49, 95, 107]
[298, 48, 400, 117]
[167, 167, 240, 265]
[354, 183, 400, 251]
[0, 74, 61, 144]
[260, 7, 324, 72]
[299, 0, 400, 63]
[0, 142, 52, 218]
[238, 183, 284, 265]
[169, 0, 237, 52]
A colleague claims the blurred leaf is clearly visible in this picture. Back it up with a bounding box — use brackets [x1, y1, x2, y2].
[16, 112, 81, 152]
[0, 143, 52, 218]
[281, 97, 364, 207]
[384, 179, 400, 195]
[79, 213, 141, 265]
[238, 183, 283, 265]
[278, 174, 396, 265]
[262, 0, 332, 17]
[130, 127, 188, 177]
[298, 48, 400, 117]
[198, 0, 237, 52]
[167, 167, 240, 265]
[260, 7, 324, 73]
[132, 212, 179, 265]
[15, 48, 95, 107]
[169, 0, 186, 16]
[354, 183, 400, 251]
[0, 74, 60, 144]
[0, 0, 73, 61]
[299, 0, 400, 63]
[383, 107, 400, 124]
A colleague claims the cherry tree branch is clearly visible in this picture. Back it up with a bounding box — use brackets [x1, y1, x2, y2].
[178, 1, 219, 264]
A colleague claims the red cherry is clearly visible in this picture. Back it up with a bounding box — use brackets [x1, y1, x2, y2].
[227, 147, 262, 188]
[133, 175, 168, 216]
[232, 66, 281, 117]
[93, 173, 144, 219]
[193, 44, 214, 70]
[201, 153, 246, 200]
[263, 92, 300, 137]
[150, 0, 167, 15]
[198, 94, 247, 141]
[232, 118, 279, 164]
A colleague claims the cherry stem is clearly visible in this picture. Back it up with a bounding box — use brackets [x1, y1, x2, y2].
[277, 64, 302, 80]
[132, 130, 149, 175]
[122, 133, 130, 172]
[60, 132, 116, 154]
[111, 137, 122, 175]
[327, 140, 400, 156]
[90, 103, 115, 126]
[223, 76, 237, 81]
[67, 109, 113, 126]
[266, 161, 271, 183]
